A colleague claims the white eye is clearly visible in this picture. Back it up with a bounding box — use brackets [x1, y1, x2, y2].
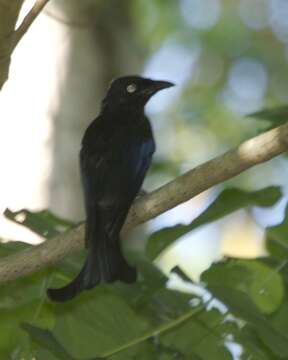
[126, 83, 137, 93]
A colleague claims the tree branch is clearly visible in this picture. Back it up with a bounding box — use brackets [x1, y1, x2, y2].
[1, 122, 288, 283]
[0, 0, 24, 90]
[0, 0, 50, 90]
[13, 0, 50, 48]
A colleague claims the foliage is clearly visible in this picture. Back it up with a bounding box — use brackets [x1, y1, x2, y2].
[1, 182, 288, 359]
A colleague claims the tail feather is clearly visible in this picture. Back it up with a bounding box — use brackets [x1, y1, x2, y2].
[47, 238, 136, 302]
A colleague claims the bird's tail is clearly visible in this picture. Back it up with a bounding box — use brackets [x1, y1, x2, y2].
[47, 232, 136, 302]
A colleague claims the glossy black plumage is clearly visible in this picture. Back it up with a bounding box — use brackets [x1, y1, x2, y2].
[47, 75, 174, 302]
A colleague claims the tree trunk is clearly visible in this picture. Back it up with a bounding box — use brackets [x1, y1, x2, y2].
[46, 0, 143, 220]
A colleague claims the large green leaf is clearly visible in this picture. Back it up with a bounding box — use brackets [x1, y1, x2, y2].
[208, 286, 288, 358]
[201, 259, 284, 314]
[53, 286, 202, 358]
[110, 259, 196, 327]
[52, 286, 152, 359]
[201, 259, 288, 357]
[146, 186, 282, 259]
[160, 308, 233, 360]
[244, 261, 284, 314]
[38, 259, 202, 359]
[23, 282, 203, 359]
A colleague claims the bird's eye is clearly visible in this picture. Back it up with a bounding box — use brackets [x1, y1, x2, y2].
[126, 83, 137, 93]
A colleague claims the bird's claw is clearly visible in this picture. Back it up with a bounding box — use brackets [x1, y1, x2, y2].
[136, 189, 148, 199]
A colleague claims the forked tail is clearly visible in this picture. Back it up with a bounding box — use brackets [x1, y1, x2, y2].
[47, 234, 136, 302]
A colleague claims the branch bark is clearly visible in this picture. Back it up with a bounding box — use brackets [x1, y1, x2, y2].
[0, 0, 50, 90]
[13, 0, 50, 49]
[1, 122, 288, 283]
[0, 0, 24, 89]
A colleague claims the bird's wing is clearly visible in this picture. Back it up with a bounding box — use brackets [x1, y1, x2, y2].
[80, 133, 155, 244]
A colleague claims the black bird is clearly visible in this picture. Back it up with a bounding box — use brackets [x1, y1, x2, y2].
[47, 75, 174, 302]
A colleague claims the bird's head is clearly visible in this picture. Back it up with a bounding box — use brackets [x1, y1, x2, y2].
[102, 75, 174, 110]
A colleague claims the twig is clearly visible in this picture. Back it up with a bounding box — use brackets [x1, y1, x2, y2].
[0, 122, 288, 283]
[13, 0, 50, 48]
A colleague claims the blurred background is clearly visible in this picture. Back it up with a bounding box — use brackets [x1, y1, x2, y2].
[1, 0, 288, 280]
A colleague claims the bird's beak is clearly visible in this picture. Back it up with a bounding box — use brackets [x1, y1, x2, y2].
[152, 80, 175, 91]
[142, 79, 174, 97]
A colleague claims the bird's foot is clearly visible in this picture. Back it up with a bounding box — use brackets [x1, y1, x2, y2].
[136, 189, 148, 200]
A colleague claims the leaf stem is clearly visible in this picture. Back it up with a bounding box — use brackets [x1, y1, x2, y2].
[101, 304, 204, 358]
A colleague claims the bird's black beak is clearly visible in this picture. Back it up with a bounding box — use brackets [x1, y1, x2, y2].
[152, 80, 175, 91]
[142, 79, 174, 97]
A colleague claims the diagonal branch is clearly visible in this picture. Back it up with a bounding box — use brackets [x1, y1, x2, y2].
[0, 122, 288, 283]
[0, 0, 24, 90]
[0, 0, 50, 90]
[13, 0, 50, 48]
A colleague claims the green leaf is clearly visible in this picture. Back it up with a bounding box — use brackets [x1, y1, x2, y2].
[202, 259, 284, 314]
[136, 256, 167, 286]
[244, 261, 284, 314]
[52, 286, 151, 359]
[0, 300, 54, 358]
[266, 206, 288, 259]
[112, 259, 196, 326]
[237, 325, 278, 360]
[47, 261, 201, 360]
[47, 279, 203, 359]
[110, 341, 158, 360]
[208, 286, 288, 358]
[248, 106, 288, 124]
[147, 186, 282, 259]
[22, 323, 82, 360]
[4, 208, 76, 239]
[201, 259, 250, 289]
[0, 271, 52, 310]
[270, 300, 288, 337]
[161, 308, 233, 360]
[0, 253, 54, 358]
